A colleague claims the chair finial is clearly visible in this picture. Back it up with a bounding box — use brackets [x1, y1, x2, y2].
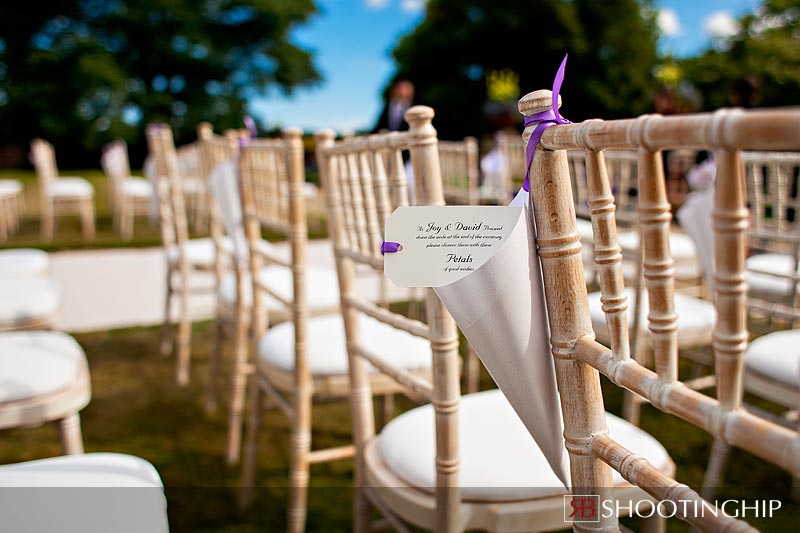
[518, 90, 561, 117]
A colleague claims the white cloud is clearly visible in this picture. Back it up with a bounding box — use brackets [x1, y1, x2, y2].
[658, 8, 681, 37]
[704, 10, 739, 40]
[401, 0, 427, 12]
[364, 0, 390, 10]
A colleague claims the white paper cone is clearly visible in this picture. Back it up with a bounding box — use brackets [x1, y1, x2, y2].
[435, 188, 569, 486]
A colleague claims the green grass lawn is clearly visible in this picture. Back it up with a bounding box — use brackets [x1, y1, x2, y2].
[0, 321, 796, 532]
[0, 169, 164, 251]
[0, 169, 328, 251]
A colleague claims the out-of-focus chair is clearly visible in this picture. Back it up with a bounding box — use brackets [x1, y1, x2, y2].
[0, 331, 90, 454]
[0, 453, 169, 532]
[700, 150, 800, 500]
[146, 123, 227, 385]
[30, 139, 95, 241]
[0, 179, 24, 241]
[100, 140, 154, 240]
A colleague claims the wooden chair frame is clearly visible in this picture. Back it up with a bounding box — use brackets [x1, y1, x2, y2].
[101, 140, 152, 240]
[30, 139, 96, 241]
[147, 124, 219, 385]
[0, 180, 23, 241]
[522, 89, 799, 531]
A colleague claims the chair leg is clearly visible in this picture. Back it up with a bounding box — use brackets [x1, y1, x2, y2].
[622, 390, 644, 426]
[58, 413, 84, 454]
[701, 437, 732, 500]
[354, 486, 373, 533]
[239, 382, 264, 509]
[204, 314, 226, 415]
[42, 204, 54, 242]
[160, 275, 174, 356]
[226, 309, 251, 465]
[81, 198, 96, 241]
[176, 287, 191, 386]
[376, 394, 395, 430]
[121, 200, 133, 240]
[287, 389, 313, 533]
[464, 344, 480, 393]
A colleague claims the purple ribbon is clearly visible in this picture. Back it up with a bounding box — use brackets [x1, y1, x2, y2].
[381, 241, 401, 255]
[522, 54, 571, 192]
[243, 115, 257, 139]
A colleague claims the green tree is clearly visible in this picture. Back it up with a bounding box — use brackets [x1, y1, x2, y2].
[680, 0, 800, 110]
[390, 0, 660, 140]
[0, 0, 320, 167]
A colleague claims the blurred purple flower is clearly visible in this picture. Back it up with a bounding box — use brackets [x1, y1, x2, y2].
[243, 115, 257, 139]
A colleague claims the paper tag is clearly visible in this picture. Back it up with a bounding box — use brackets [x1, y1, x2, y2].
[384, 206, 523, 287]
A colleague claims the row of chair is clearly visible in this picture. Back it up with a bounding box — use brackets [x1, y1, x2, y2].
[0, 247, 169, 531]
[145, 94, 799, 532]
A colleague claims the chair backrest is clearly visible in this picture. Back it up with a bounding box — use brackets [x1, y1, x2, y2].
[145, 124, 189, 252]
[439, 136, 479, 205]
[100, 140, 132, 186]
[569, 149, 638, 225]
[496, 129, 527, 185]
[743, 151, 800, 319]
[316, 106, 461, 532]
[30, 139, 58, 193]
[521, 89, 799, 531]
[238, 129, 306, 338]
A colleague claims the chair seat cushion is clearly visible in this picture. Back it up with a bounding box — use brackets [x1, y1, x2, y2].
[257, 314, 431, 376]
[747, 253, 799, 299]
[122, 177, 154, 198]
[0, 331, 86, 403]
[617, 230, 698, 262]
[0, 249, 49, 277]
[0, 179, 22, 196]
[218, 265, 340, 312]
[0, 278, 60, 326]
[50, 177, 94, 197]
[745, 330, 800, 389]
[377, 389, 672, 501]
[588, 288, 715, 344]
[0, 453, 168, 533]
[167, 237, 231, 268]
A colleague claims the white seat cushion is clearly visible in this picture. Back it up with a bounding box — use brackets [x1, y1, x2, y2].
[747, 253, 799, 299]
[50, 177, 94, 197]
[257, 314, 431, 376]
[745, 330, 800, 389]
[0, 453, 168, 533]
[617, 230, 698, 262]
[576, 217, 594, 240]
[218, 265, 340, 312]
[377, 389, 672, 501]
[167, 237, 232, 268]
[0, 277, 60, 326]
[122, 177, 154, 198]
[0, 249, 49, 277]
[0, 179, 22, 196]
[0, 331, 86, 403]
[588, 287, 715, 341]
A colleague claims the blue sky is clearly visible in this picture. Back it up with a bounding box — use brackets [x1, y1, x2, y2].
[251, 0, 761, 133]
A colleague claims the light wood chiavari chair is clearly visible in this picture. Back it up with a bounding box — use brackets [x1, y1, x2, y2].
[100, 140, 153, 240]
[30, 139, 95, 241]
[319, 106, 671, 533]
[522, 88, 799, 531]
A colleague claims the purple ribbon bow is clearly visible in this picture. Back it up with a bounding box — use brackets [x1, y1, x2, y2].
[381, 241, 401, 255]
[522, 54, 571, 192]
[243, 115, 257, 139]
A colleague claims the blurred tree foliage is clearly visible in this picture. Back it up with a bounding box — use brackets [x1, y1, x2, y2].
[0, 0, 320, 167]
[390, 0, 660, 140]
[680, 0, 800, 110]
